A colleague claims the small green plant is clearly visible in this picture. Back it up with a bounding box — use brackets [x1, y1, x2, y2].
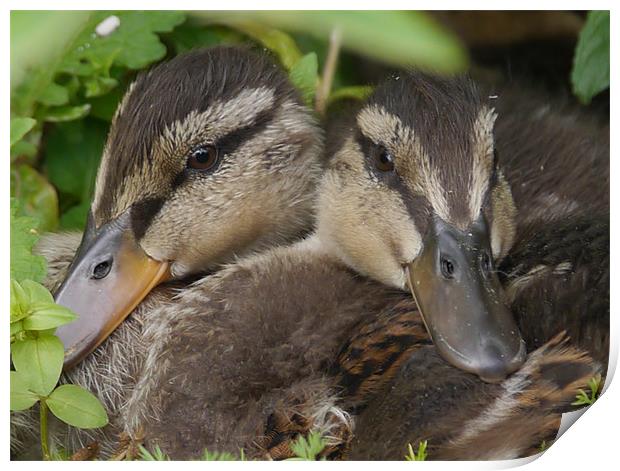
[287, 431, 328, 461]
[539, 440, 549, 453]
[405, 440, 428, 461]
[10, 197, 109, 460]
[138, 444, 170, 461]
[572, 374, 602, 407]
[200, 448, 245, 461]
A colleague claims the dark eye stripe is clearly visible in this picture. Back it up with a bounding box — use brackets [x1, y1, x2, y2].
[171, 106, 276, 190]
[131, 197, 165, 240]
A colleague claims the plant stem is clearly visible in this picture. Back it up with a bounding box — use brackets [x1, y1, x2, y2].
[40, 400, 51, 460]
[315, 28, 342, 116]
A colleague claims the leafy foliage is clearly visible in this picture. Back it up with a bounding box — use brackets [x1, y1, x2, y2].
[287, 431, 327, 460]
[10, 277, 109, 457]
[405, 441, 428, 461]
[10, 117, 36, 147]
[571, 11, 610, 104]
[10, 199, 47, 283]
[138, 444, 170, 461]
[572, 374, 602, 406]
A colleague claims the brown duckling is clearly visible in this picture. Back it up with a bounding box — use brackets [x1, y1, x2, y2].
[343, 74, 607, 459]
[113, 72, 598, 459]
[11, 45, 324, 457]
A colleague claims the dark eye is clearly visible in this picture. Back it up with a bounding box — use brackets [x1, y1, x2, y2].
[92, 260, 112, 280]
[187, 145, 219, 171]
[440, 255, 455, 279]
[375, 148, 395, 172]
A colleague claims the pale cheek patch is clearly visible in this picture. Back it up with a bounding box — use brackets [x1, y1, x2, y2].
[489, 173, 517, 260]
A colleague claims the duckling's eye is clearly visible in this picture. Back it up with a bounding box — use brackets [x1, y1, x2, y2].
[187, 145, 220, 171]
[375, 148, 395, 172]
[440, 255, 456, 279]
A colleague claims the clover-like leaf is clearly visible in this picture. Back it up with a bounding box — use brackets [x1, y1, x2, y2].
[289, 53, 319, 107]
[10, 117, 36, 148]
[10, 371, 40, 411]
[10, 198, 47, 283]
[11, 335, 64, 396]
[47, 384, 109, 429]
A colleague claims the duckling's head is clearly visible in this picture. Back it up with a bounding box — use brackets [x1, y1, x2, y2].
[56, 46, 323, 368]
[318, 72, 525, 382]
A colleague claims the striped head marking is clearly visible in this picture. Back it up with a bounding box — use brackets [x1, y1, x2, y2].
[54, 47, 323, 367]
[318, 72, 524, 381]
[90, 46, 323, 277]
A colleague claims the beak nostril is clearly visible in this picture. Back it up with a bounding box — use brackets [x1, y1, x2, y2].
[480, 251, 492, 275]
[92, 259, 113, 280]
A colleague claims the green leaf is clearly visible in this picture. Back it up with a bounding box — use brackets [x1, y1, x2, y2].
[571, 11, 610, 104]
[60, 202, 91, 230]
[10, 117, 36, 147]
[60, 11, 186, 72]
[328, 85, 374, 105]
[10, 371, 40, 411]
[21, 278, 55, 304]
[287, 431, 327, 460]
[38, 82, 69, 106]
[10, 11, 91, 97]
[83, 76, 119, 98]
[11, 335, 64, 396]
[289, 53, 319, 107]
[47, 384, 109, 429]
[226, 21, 303, 70]
[405, 440, 428, 461]
[23, 303, 77, 331]
[45, 118, 107, 230]
[10, 198, 47, 283]
[10, 165, 59, 232]
[10, 279, 30, 323]
[138, 445, 170, 461]
[43, 103, 91, 122]
[193, 11, 467, 73]
[167, 22, 243, 54]
[200, 449, 242, 461]
[88, 85, 126, 121]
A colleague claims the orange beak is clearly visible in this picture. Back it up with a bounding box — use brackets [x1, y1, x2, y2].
[54, 211, 170, 370]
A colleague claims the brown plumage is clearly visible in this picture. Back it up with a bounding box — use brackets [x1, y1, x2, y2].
[349, 334, 598, 460]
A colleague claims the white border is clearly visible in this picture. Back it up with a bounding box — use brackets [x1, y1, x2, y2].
[3, 3, 617, 468]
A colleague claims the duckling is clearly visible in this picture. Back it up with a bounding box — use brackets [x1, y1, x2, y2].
[341, 74, 608, 459]
[11, 45, 324, 457]
[110, 72, 598, 459]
